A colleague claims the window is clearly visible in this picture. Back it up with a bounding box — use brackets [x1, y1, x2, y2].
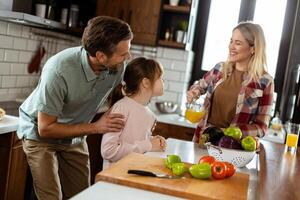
[253, 0, 287, 78]
[192, 0, 288, 81]
[202, 0, 241, 71]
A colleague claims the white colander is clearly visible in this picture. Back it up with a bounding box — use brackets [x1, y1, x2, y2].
[205, 142, 256, 168]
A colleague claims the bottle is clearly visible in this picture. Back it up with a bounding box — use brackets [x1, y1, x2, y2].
[165, 28, 170, 40]
[270, 112, 282, 131]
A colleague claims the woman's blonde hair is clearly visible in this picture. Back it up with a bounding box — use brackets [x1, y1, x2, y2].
[222, 21, 267, 83]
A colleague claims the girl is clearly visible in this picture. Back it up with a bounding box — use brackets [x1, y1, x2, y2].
[101, 57, 166, 168]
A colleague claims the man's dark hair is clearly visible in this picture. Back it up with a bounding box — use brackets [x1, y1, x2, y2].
[82, 16, 133, 57]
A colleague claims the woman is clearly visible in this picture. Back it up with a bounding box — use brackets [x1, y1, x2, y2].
[187, 22, 274, 143]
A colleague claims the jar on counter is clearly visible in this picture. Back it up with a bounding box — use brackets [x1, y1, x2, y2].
[69, 4, 79, 27]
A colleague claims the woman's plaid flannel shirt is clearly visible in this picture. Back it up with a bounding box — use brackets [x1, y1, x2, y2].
[192, 63, 274, 143]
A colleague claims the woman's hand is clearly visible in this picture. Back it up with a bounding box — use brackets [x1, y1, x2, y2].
[254, 137, 260, 152]
[186, 85, 201, 103]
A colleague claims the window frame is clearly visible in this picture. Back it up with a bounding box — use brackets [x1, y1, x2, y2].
[189, 0, 296, 113]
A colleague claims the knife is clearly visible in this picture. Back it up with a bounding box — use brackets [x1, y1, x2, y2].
[127, 169, 182, 179]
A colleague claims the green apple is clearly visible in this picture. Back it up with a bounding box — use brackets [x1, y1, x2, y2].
[172, 163, 188, 176]
[241, 136, 256, 151]
[189, 163, 211, 179]
[164, 154, 181, 169]
[224, 127, 243, 141]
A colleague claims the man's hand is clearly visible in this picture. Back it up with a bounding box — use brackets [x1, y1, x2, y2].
[93, 109, 125, 134]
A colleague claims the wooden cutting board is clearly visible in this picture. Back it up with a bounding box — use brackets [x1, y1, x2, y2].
[95, 153, 249, 200]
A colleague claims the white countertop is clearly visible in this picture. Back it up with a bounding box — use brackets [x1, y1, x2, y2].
[155, 112, 197, 129]
[0, 115, 19, 134]
[71, 138, 258, 200]
[71, 181, 183, 200]
[262, 128, 285, 144]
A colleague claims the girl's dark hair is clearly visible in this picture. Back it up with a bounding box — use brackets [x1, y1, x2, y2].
[82, 16, 133, 57]
[110, 57, 163, 106]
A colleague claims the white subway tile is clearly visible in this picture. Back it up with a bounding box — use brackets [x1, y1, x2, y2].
[163, 80, 169, 90]
[180, 71, 191, 82]
[4, 50, 19, 62]
[156, 47, 164, 57]
[183, 51, 189, 61]
[144, 46, 157, 52]
[13, 38, 27, 50]
[164, 70, 181, 81]
[0, 35, 13, 48]
[173, 61, 188, 72]
[131, 49, 143, 55]
[10, 63, 25, 74]
[156, 58, 172, 70]
[16, 76, 29, 87]
[162, 48, 185, 60]
[8, 88, 22, 94]
[19, 51, 32, 63]
[0, 88, 8, 95]
[7, 23, 22, 37]
[27, 39, 39, 51]
[131, 44, 143, 50]
[22, 87, 32, 94]
[0, 63, 10, 75]
[2, 76, 16, 88]
[157, 91, 178, 103]
[22, 26, 30, 38]
[0, 21, 7, 35]
[168, 81, 185, 93]
[0, 49, 4, 61]
[143, 51, 156, 58]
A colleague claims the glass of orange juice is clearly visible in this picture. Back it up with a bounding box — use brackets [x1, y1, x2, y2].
[285, 123, 300, 154]
[185, 101, 205, 123]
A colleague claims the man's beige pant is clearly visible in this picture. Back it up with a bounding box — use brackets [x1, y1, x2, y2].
[23, 139, 90, 200]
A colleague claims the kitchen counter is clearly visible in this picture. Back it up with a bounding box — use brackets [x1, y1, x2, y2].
[155, 113, 197, 129]
[73, 138, 300, 200]
[259, 140, 300, 200]
[72, 138, 258, 200]
[0, 115, 19, 134]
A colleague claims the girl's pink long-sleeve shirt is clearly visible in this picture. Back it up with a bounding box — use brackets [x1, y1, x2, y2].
[101, 96, 156, 168]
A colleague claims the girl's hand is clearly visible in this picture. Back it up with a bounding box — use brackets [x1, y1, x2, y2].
[150, 136, 166, 151]
[155, 135, 167, 151]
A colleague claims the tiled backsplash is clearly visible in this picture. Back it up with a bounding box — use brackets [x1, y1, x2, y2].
[0, 20, 81, 102]
[130, 45, 194, 109]
[0, 21, 193, 109]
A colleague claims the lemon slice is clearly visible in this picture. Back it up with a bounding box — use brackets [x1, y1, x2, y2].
[0, 108, 5, 120]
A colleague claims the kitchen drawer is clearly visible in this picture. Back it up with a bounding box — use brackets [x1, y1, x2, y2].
[0, 132, 14, 147]
[169, 124, 194, 141]
[152, 122, 195, 141]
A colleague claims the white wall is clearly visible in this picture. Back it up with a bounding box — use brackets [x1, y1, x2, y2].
[0, 20, 80, 101]
[0, 21, 194, 109]
[131, 44, 194, 109]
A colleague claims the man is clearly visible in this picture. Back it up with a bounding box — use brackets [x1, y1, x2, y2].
[17, 16, 133, 200]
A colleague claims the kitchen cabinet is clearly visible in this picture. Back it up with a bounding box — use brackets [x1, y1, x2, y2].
[158, 2, 191, 49]
[152, 122, 195, 141]
[0, 132, 28, 200]
[96, 0, 161, 46]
